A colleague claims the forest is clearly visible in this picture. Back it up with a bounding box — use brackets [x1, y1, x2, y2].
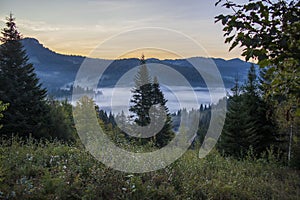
[0, 0, 299, 199]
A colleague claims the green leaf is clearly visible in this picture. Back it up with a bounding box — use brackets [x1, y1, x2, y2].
[258, 59, 271, 68]
[225, 35, 235, 43]
[229, 41, 239, 51]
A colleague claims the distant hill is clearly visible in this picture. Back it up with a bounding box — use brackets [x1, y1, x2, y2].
[21, 38, 85, 90]
[21, 38, 253, 93]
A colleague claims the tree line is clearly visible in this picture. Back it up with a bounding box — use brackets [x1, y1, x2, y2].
[215, 0, 299, 166]
[0, 1, 299, 168]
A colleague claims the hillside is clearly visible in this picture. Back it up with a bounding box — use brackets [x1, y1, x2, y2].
[21, 38, 253, 92]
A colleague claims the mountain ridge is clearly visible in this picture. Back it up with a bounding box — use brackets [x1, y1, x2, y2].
[20, 37, 253, 92]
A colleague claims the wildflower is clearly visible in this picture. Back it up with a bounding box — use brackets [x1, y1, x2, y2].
[26, 153, 33, 161]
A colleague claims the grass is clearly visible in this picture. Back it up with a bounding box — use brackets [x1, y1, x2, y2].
[0, 138, 299, 199]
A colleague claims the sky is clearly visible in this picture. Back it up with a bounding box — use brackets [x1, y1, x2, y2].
[0, 0, 244, 60]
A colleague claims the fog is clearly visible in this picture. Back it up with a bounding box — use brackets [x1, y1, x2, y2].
[92, 86, 226, 114]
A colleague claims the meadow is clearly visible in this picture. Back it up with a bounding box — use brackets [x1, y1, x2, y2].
[0, 138, 299, 200]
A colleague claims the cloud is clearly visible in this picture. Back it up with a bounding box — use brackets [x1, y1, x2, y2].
[0, 1, 243, 59]
[18, 19, 60, 32]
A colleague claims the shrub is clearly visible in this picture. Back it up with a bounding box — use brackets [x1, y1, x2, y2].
[0, 138, 299, 199]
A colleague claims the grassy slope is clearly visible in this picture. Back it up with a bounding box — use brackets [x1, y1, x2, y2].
[0, 139, 299, 200]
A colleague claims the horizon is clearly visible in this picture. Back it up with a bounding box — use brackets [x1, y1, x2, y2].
[0, 0, 245, 60]
[22, 37, 246, 62]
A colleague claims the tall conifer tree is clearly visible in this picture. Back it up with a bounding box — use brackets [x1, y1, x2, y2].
[151, 76, 174, 147]
[242, 64, 276, 154]
[129, 55, 174, 147]
[0, 14, 47, 137]
[130, 55, 153, 126]
[219, 65, 276, 157]
[219, 78, 250, 157]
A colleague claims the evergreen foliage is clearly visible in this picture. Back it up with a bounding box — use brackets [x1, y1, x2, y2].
[129, 55, 174, 147]
[0, 101, 9, 130]
[129, 55, 153, 126]
[219, 65, 276, 157]
[220, 83, 250, 157]
[216, 0, 299, 166]
[42, 99, 77, 141]
[0, 14, 47, 138]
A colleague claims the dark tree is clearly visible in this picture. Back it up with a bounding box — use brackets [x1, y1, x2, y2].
[219, 79, 250, 157]
[194, 104, 211, 148]
[151, 76, 174, 147]
[98, 109, 109, 125]
[0, 14, 47, 138]
[215, 0, 300, 166]
[215, 0, 299, 116]
[241, 64, 276, 154]
[129, 55, 174, 147]
[108, 112, 116, 127]
[43, 99, 77, 141]
[129, 54, 153, 126]
[219, 65, 276, 157]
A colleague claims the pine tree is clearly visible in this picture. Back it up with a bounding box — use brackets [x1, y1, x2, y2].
[0, 14, 47, 138]
[242, 64, 276, 154]
[115, 110, 127, 131]
[108, 112, 116, 127]
[129, 54, 153, 126]
[151, 76, 174, 147]
[219, 65, 276, 158]
[194, 104, 211, 148]
[219, 80, 250, 157]
[98, 110, 109, 124]
[129, 55, 174, 147]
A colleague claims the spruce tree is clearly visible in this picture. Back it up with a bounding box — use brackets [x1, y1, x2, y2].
[219, 79, 251, 157]
[98, 110, 109, 124]
[242, 64, 276, 154]
[219, 65, 276, 158]
[129, 54, 153, 126]
[151, 76, 174, 147]
[0, 14, 47, 138]
[129, 55, 174, 147]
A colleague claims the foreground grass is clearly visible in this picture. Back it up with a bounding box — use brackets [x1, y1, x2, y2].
[0, 139, 299, 199]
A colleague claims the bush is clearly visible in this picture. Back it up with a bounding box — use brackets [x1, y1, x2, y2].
[0, 138, 299, 199]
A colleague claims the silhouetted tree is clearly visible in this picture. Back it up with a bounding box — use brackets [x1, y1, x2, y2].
[0, 14, 47, 138]
[219, 65, 276, 157]
[129, 55, 174, 147]
[151, 76, 174, 147]
[130, 55, 153, 126]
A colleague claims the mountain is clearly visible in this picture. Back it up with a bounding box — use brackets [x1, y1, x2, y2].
[21, 38, 253, 93]
[21, 38, 85, 90]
